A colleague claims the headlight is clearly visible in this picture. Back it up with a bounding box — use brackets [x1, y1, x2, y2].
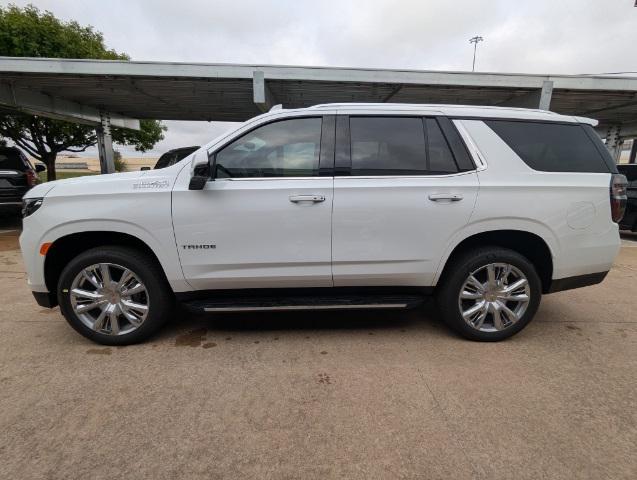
[22, 198, 43, 218]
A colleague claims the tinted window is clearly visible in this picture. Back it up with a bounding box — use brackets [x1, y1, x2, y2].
[154, 152, 176, 169]
[426, 118, 458, 174]
[0, 149, 24, 170]
[486, 120, 610, 173]
[350, 117, 427, 175]
[215, 118, 322, 178]
[617, 165, 637, 182]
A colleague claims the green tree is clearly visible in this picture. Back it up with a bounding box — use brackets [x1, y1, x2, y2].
[0, 4, 165, 180]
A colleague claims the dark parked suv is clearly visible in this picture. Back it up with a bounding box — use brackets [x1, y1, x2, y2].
[0, 146, 45, 214]
[618, 164, 637, 232]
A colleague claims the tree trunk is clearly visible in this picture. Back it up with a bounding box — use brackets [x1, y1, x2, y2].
[43, 152, 57, 181]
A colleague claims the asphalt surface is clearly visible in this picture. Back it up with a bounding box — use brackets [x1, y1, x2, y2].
[1, 214, 636, 479]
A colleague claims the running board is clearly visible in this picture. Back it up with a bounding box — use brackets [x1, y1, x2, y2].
[183, 294, 424, 313]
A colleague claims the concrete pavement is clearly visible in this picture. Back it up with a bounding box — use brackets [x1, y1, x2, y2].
[1, 223, 636, 479]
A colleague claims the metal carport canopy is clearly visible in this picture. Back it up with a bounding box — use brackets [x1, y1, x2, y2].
[1, 57, 637, 128]
[2, 56, 637, 168]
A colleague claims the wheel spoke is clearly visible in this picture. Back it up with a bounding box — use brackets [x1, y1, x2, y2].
[120, 304, 143, 326]
[503, 278, 528, 294]
[121, 282, 145, 297]
[109, 310, 120, 335]
[71, 288, 103, 301]
[462, 301, 486, 320]
[499, 293, 529, 303]
[466, 275, 485, 293]
[82, 269, 102, 289]
[121, 299, 148, 313]
[498, 301, 520, 325]
[99, 263, 112, 286]
[92, 306, 108, 331]
[498, 264, 512, 285]
[472, 306, 488, 330]
[116, 269, 133, 289]
[492, 305, 504, 330]
[76, 300, 106, 313]
[487, 264, 496, 285]
[460, 290, 483, 300]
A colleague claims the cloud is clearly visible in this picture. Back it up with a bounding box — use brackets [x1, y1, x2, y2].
[5, 0, 637, 155]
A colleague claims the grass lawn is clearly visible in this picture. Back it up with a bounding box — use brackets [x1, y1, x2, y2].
[38, 170, 98, 182]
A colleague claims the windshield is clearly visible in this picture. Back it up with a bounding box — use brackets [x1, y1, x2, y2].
[0, 149, 25, 170]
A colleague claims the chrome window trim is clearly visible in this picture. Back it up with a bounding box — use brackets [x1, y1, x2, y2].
[214, 176, 326, 182]
[335, 171, 477, 180]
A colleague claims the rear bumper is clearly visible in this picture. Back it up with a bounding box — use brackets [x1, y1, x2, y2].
[32, 290, 58, 308]
[547, 271, 608, 294]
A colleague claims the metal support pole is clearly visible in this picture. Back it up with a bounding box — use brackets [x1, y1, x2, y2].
[629, 139, 637, 164]
[538, 80, 553, 111]
[96, 112, 115, 174]
[605, 125, 622, 163]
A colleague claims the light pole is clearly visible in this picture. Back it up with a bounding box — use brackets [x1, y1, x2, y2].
[469, 36, 484, 72]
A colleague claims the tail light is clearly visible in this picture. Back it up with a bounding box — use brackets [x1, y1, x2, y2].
[26, 169, 38, 187]
[610, 174, 628, 223]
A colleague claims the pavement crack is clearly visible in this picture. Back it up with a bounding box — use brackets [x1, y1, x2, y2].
[417, 369, 482, 479]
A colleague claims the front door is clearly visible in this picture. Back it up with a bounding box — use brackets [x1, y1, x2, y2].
[172, 115, 335, 290]
[331, 115, 479, 286]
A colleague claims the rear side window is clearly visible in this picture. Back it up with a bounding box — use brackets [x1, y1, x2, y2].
[426, 118, 458, 174]
[350, 117, 427, 175]
[485, 120, 610, 173]
[348, 117, 461, 176]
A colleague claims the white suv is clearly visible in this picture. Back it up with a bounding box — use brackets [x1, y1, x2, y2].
[19, 104, 627, 345]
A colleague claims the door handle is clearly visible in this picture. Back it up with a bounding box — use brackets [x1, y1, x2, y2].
[428, 193, 463, 202]
[289, 194, 326, 203]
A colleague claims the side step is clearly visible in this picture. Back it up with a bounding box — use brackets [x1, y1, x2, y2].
[183, 294, 425, 313]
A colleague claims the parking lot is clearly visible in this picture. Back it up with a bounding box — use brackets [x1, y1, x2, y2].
[1, 217, 636, 480]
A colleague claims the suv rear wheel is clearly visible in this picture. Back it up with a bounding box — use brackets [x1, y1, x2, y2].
[57, 246, 173, 345]
[436, 247, 542, 341]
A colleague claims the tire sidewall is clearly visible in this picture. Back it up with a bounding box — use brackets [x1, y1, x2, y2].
[57, 247, 171, 345]
[438, 248, 542, 341]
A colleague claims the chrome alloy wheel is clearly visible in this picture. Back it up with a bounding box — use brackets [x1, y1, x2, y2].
[458, 262, 530, 332]
[69, 263, 149, 335]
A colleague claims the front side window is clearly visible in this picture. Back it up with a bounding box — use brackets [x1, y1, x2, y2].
[214, 118, 322, 178]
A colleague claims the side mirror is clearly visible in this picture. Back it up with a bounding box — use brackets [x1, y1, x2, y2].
[140, 166, 151, 171]
[189, 163, 210, 190]
[35, 164, 46, 173]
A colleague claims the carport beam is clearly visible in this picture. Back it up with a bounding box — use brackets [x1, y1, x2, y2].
[96, 113, 116, 174]
[498, 80, 554, 110]
[253, 70, 277, 113]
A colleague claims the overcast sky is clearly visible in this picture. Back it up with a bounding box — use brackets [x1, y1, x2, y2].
[5, 0, 637, 157]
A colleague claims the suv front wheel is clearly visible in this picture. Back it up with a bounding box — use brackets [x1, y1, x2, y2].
[57, 246, 174, 345]
[436, 247, 542, 341]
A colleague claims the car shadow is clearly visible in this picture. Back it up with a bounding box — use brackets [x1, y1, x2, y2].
[160, 299, 442, 338]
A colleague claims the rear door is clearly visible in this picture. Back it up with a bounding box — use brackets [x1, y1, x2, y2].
[331, 115, 479, 286]
[172, 114, 336, 290]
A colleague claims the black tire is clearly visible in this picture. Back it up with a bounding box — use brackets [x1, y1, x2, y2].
[435, 246, 542, 341]
[57, 246, 174, 345]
